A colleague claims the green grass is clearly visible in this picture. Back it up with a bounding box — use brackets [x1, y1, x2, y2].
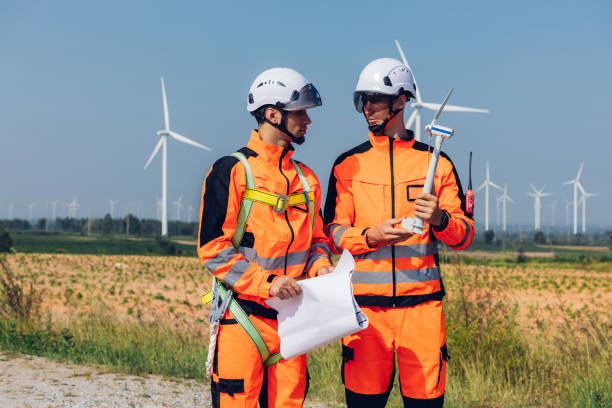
[8, 230, 196, 257]
[0, 255, 610, 407]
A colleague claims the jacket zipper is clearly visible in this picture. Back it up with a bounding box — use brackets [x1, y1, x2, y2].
[279, 151, 295, 275]
[389, 138, 396, 306]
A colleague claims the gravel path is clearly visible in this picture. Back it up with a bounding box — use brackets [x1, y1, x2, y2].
[0, 353, 335, 407]
[0, 353, 209, 408]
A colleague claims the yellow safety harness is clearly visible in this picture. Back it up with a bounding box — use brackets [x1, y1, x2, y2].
[203, 151, 314, 368]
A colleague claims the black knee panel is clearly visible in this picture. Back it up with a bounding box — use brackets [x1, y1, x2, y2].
[402, 393, 444, 408]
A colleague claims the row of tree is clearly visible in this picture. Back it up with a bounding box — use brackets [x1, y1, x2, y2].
[0, 216, 197, 237]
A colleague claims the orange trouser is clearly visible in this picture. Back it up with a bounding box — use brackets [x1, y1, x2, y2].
[341, 301, 448, 405]
[211, 311, 308, 408]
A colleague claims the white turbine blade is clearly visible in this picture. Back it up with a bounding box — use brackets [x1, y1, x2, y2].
[144, 137, 164, 169]
[526, 193, 536, 197]
[161, 77, 170, 131]
[405, 109, 418, 129]
[490, 181, 503, 190]
[476, 181, 487, 192]
[420, 102, 489, 113]
[562, 180, 575, 185]
[577, 182, 585, 195]
[541, 192, 552, 197]
[394, 39, 422, 102]
[169, 130, 212, 151]
[576, 162, 584, 180]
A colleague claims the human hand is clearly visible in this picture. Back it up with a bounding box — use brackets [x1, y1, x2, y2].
[415, 192, 444, 226]
[365, 218, 413, 247]
[269, 276, 302, 299]
[315, 266, 334, 276]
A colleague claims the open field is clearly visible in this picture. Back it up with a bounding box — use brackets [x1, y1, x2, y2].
[0, 252, 610, 406]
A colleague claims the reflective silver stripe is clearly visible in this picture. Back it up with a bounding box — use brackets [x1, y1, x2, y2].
[304, 251, 327, 272]
[205, 246, 237, 272]
[310, 242, 331, 256]
[331, 225, 348, 249]
[223, 260, 251, 287]
[237, 246, 308, 271]
[450, 218, 471, 249]
[326, 223, 342, 235]
[352, 267, 441, 284]
[354, 243, 437, 261]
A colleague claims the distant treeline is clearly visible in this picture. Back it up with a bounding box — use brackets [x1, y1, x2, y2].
[0, 215, 197, 237]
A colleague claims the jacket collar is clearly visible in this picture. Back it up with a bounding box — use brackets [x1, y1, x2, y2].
[247, 129, 294, 165]
[368, 131, 415, 152]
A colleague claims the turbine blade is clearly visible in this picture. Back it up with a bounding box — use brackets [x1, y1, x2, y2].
[405, 109, 418, 129]
[562, 180, 574, 185]
[577, 183, 585, 195]
[144, 137, 164, 169]
[490, 181, 503, 190]
[432, 88, 454, 122]
[161, 77, 170, 131]
[169, 131, 212, 151]
[420, 102, 489, 113]
[576, 162, 584, 180]
[394, 39, 422, 102]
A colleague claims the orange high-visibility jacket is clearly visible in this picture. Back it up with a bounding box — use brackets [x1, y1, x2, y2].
[324, 133, 474, 308]
[198, 130, 332, 311]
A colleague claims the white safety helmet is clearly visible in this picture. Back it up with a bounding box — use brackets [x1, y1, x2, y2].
[247, 67, 322, 113]
[353, 58, 416, 113]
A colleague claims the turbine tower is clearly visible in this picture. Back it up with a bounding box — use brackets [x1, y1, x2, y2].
[8, 203, 13, 219]
[578, 186, 598, 234]
[109, 200, 118, 218]
[526, 185, 551, 231]
[498, 184, 513, 231]
[49, 200, 59, 223]
[27, 203, 35, 221]
[67, 197, 79, 218]
[188, 203, 194, 222]
[145, 77, 212, 236]
[549, 200, 557, 227]
[476, 161, 502, 231]
[172, 194, 183, 221]
[394, 39, 489, 142]
[563, 163, 583, 235]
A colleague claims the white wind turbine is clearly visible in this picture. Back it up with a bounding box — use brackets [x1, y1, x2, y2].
[27, 203, 35, 221]
[394, 39, 489, 142]
[477, 161, 502, 231]
[188, 203, 194, 222]
[109, 200, 118, 218]
[526, 185, 551, 231]
[172, 194, 183, 221]
[144, 77, 212, 236]
[49, 200, 59, 223]
[8, 202, 13, 219]
[578, 185, 598, 234]
[498, 184, 513, 231]
[67, 197, 79, 218]
[156, 196, 162, 221]
[563, 162, 584, 235]
[549, 200, 557, 227]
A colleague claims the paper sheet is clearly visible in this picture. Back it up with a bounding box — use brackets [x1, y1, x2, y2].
[265, 250, 368, 360]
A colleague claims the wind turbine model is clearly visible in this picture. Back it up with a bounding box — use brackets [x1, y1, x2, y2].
[145, 77, 212, 236]
[563, 162, 584, 235]
[172, 194, 183, 221]
[526, 185, 551, 231]
[394, 39, 489, 142]
[477, 161, 502, 231]
[498, 184, 513, 231]
[578, 186, 598, 234]
[109, 200, 118, 218]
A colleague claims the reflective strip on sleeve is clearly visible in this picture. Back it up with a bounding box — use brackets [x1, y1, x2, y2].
[354, 243, 437, 261]
[309, 242, 332, 256]
[331, 225, 349, 249]
[304, 251, 327, 272]
[223, 260, 252, 287]
[237, 246, 308, 271]
[449, 218, 471, 249]
[205, 246, 237, 272]
[352, 266, 441, 284]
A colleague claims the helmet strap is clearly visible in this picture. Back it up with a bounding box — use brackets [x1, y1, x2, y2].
[366, 95, 401, 135]
[263, 109, 305, 145]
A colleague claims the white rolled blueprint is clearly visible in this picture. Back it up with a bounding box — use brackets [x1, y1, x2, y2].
[265, 250, 368, 360]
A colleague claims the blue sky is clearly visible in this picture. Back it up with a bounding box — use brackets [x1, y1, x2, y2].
[1, 1, 611, 230]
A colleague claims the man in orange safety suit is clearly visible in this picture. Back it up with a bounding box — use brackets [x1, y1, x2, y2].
[198, 67, 333, 407]
[324, 58, 474, 407]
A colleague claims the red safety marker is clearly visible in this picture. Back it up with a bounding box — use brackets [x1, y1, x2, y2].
[466, 152, 475, 217]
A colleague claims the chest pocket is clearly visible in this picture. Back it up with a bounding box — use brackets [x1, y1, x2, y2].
[351, 176, 386, 227]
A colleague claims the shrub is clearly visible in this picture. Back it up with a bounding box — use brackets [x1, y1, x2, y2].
[484, 229, 495, 245]
[0, 258, 43, 320]
[0, 224, 12, 253]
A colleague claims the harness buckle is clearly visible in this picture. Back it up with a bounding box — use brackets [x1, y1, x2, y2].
[273, 194, 288, 213]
